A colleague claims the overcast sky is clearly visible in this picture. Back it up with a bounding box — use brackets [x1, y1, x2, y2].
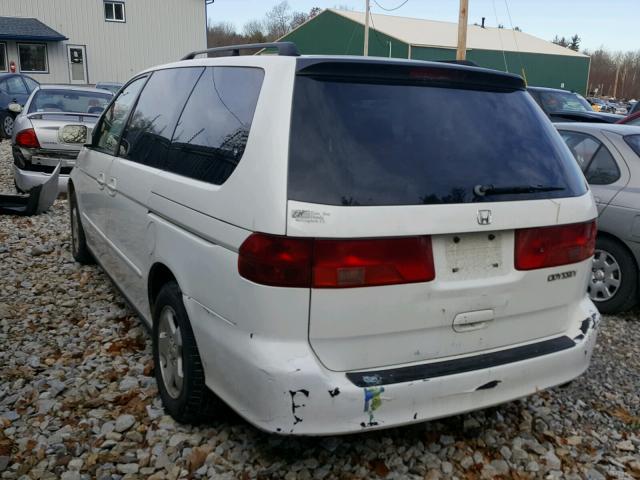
[207, 0, 638, 52]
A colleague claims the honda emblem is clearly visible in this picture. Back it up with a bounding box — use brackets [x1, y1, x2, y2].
[477, 210, 492, 225]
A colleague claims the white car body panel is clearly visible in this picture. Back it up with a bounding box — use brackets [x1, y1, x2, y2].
[70, 54, 601, 435]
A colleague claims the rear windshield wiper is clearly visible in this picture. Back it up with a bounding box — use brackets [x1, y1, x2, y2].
[474, 184, 565, 196]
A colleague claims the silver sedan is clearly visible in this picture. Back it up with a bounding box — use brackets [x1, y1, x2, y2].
[11, 85, 112, 193]
[557, 123, 640, 313]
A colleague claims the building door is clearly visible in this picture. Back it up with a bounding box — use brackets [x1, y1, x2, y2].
[67, 45, 88, 84]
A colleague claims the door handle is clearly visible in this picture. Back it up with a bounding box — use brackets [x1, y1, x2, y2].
[96, 172, 105, 189]
[453, 310, 494, 333]
[106, 177, 117, 196]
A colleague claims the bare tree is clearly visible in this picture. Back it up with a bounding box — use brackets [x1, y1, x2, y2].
[290, 11, 310, 30]
[243, 20, 266, 43]
[207, 21, 244, 49]
[265, 1, 293, 40]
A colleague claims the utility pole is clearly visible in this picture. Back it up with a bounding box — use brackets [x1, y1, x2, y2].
[613, 62, 621, 99]
[364, 0, 371, 56]
[456, 0, 469, 61]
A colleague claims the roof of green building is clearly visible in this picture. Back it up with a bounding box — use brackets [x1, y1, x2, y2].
[326, 9, 588, 58]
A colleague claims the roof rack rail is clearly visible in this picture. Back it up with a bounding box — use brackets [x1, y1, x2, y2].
[181, 42, 300, 60]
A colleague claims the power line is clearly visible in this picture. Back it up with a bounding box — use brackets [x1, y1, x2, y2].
[503, 0, 527, 83]
[492, 0, 509, 72]
[372, 0, 409, 12]
[368, 12, 391, 53]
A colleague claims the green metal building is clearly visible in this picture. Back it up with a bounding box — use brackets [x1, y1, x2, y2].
[280, 9, 590, 94]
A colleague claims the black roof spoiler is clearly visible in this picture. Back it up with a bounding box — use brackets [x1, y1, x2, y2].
[181, 42, 299, 60]
[296, 59, 526, 91]
[436, 59, 479, 67]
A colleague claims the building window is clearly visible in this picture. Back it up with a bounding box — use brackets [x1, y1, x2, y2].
[104, 1, 126, 22]
[18, 43, 48, 73]
[0, 43, 7, 72]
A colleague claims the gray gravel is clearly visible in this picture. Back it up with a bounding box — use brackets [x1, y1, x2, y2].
[1, 139, 639, 479]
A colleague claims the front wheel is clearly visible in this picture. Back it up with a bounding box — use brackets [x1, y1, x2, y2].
[588, 236, 638, 314]
[69, 192, 94, 264]
[152, 281, 224, 424]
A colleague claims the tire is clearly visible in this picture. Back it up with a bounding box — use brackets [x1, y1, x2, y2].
[588, 236, 638, 314]
[0, 112, 14, 139]
[152, 281, 223, 424]
[69, 192, 94, 264]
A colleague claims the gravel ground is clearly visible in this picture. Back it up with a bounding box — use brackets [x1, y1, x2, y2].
[1, 139, 639, 480]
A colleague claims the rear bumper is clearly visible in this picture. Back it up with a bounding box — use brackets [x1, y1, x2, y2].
[13, 165, 68, 193]
[185, 296, 600, 435]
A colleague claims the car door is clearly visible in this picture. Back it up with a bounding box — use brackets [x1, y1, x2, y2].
[75, 76, 147, 262]
[4, 76, 30, 106]
[103, 67, 204, 312]
[559, 129, 630, 213]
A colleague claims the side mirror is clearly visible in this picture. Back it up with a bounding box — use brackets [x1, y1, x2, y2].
[8, 102, 22, 114]
[58, 124, 88, 144]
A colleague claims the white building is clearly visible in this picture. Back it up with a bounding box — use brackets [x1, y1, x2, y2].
[0, 0, 208, 85]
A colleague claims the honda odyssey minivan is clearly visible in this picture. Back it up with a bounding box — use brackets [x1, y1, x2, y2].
[67, 42, 600, 435]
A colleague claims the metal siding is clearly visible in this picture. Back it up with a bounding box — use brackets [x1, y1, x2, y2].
[282, 12, 589, 95]
[0, 0, 206, 83]
[282, 10, 408, 59]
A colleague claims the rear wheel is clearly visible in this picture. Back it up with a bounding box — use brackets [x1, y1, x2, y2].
[69, 192, 94, 264]
[0, 112, 14, 138]
[152, 281, 224, 424]
[588, 236, 638, 314]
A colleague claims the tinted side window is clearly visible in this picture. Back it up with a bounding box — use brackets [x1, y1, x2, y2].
[95, 76, 147, 155]
[120, 67, 203, 168]
[560, 131, 600, 171]
[586, 146, 619, 185]
[5, 76, 28, 95]
[167, 67, 264, 185]
[23, 77, 39, 92]
[560, 131, 620, 185]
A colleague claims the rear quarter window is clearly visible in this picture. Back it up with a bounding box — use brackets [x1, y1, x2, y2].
[288, 76, 587, 206]
[166, 66, 264, 185]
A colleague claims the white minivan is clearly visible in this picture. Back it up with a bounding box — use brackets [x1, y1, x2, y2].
[68, 43, 600, 435]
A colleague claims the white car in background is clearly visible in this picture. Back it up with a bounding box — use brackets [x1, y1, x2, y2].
[66, 42, 600, 435]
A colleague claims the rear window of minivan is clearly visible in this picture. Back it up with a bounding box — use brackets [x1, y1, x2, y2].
[288, 65, 587, 206]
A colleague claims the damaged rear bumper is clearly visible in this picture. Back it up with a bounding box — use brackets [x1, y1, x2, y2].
[13, 165, 69, 193]
[185, 296, 600, 436]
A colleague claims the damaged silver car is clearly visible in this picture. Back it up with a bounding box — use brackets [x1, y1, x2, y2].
[11, 85, 112, 193]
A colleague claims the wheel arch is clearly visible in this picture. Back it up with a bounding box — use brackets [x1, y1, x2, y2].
[148, 262, 178, 314]
[597, 229, 640, 271]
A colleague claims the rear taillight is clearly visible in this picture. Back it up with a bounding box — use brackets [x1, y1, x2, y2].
[238, 234, 435, 288]
[15, 128, 40, 149]
[515, 220, 597, 270]
[238, 234, 312, 288]
[313, 237, 434, 287]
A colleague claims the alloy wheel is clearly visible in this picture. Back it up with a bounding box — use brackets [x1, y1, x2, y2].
[588, 249, 622, 302]
[3, 115, 13, 137]
[157, 306, 184, 399]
